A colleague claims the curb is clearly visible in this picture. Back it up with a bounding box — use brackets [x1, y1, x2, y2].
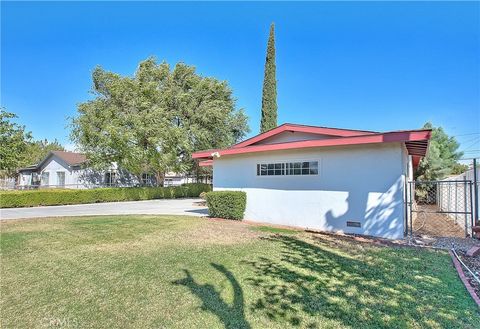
[449, 250, 480, 307]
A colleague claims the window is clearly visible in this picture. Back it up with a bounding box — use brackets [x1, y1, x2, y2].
[141, 173, 156, 186]
[104, 172, 117, 186]
[257, 161, 318, 176]
[286, 161, 318, 175]
[41, 172, 50, 186]
[32, 173, 40, 186]
[57, 172, 65, 187]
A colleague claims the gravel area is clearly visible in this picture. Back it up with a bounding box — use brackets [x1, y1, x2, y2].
[456, 250, 480, 299]
[431, 237, 480, 252]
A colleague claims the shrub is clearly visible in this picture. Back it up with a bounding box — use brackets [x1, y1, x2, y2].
[205, 191, 246, 220]
[0, 183, 211, 208]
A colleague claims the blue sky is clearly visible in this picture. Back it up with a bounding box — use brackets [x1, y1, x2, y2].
[2, 1, 479, 158]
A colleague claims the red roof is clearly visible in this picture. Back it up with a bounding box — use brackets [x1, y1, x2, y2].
[232, 123, 377, 148]
[199, 160, 214, 167]
[192, 123, 431, 164]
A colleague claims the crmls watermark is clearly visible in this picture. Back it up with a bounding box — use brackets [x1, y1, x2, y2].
[40, 316, 79, 328]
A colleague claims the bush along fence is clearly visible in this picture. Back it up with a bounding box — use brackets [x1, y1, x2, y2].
[0, 183, 211, 208]
[205, 191, 246, 220]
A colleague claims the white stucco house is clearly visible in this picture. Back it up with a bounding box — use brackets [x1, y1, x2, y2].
[17, 151, 92, 189]
[16, 151, 201, 189]
[193, 123, 431, 239]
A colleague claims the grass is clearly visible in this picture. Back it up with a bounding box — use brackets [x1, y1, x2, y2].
[1, 215, 479, 328]
[249, 225, 299, 234]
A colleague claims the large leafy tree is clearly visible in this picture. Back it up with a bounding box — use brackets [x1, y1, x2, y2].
[415, 122, 464, 180]
[71, 58, 249, 183]
[260, 23, 278, 133]
[0, 109, 32, 175]
[23, 139, 65, 166]
[0, 108, 66, 176]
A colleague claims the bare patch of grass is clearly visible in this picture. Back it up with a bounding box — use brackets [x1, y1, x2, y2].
[249, 225, 300, 235]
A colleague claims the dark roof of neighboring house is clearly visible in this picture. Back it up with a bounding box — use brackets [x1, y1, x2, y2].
[18, 151, 87, 172]
[17, 164, 38, 172]
[50, 151, 87, 166]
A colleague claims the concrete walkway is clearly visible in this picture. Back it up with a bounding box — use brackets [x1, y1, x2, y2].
[0, 198, 208, 220]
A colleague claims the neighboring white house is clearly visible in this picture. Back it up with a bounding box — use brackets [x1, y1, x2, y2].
[17, 151, 92, 189]
[16, 151, 200, 189]
[193, 123, 431, 239]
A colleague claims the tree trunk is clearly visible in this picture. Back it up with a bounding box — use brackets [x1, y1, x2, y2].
[155, 171, 165, 187]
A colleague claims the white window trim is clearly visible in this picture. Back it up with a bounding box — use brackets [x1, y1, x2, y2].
[41, 171, 50, 186]
[255, 158, 321, 178]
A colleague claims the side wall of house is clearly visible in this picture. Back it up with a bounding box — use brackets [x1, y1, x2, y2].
[213, 143, 407, 239]
[39, 156, 77, 187]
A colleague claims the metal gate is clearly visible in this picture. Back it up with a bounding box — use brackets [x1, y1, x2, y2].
[406, 180, 474, 238]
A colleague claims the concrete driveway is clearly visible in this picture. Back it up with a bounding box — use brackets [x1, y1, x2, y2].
[0, 198, 208, 220]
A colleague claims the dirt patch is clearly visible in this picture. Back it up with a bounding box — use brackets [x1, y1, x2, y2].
[412, 205, 465, 238]
[85, 217, 265, 253]
[176, 218, 265, 245]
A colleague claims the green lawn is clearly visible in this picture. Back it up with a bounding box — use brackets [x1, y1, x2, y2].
[1, 215, 478, 328]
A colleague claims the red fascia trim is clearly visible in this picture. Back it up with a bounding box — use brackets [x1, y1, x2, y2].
[199, 160, 213, 167]
[232, 123, 378, 149]
[192, 129, 432, 159]
[412, 155, 422, 168]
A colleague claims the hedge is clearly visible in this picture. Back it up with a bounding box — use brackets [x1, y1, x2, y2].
[205, 191, 246, 220]
[0, 183, 211, 208]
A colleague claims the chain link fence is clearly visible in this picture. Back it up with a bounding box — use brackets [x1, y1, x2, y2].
[408, 180, 474, 238]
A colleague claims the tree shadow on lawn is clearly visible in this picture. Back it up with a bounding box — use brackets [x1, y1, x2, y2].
[173, 263, 251, 329]
[243, 235, 477, 329]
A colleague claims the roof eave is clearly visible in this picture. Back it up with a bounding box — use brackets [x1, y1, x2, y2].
[192, 129, 432, 160]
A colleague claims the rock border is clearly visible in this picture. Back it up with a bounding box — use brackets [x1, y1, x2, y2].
[449, 250, 480, 307]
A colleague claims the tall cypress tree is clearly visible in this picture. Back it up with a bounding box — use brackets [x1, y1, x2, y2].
[260, 23, 278, 133]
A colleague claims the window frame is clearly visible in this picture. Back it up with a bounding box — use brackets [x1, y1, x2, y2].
[56, 171, 66, 187]
[41, 171, 50, 186]
[255, 159, 320, 178]
[104, 171, 117, 186]
[141, 173, 156, 186]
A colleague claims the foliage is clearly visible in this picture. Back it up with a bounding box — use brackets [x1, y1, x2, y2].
[415, 122, 464, 180]
[205, 191, 246, 220]
[260, 23, 278, 133]
[0, 109, 32, 175]
[1, 216, 478, 328]
[71, 58, 249, 183]
[451, 162, 469, 175]
[0, 183, 211, 208]
[0, 108, 66, 176]
[21, 139, 65, 167]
